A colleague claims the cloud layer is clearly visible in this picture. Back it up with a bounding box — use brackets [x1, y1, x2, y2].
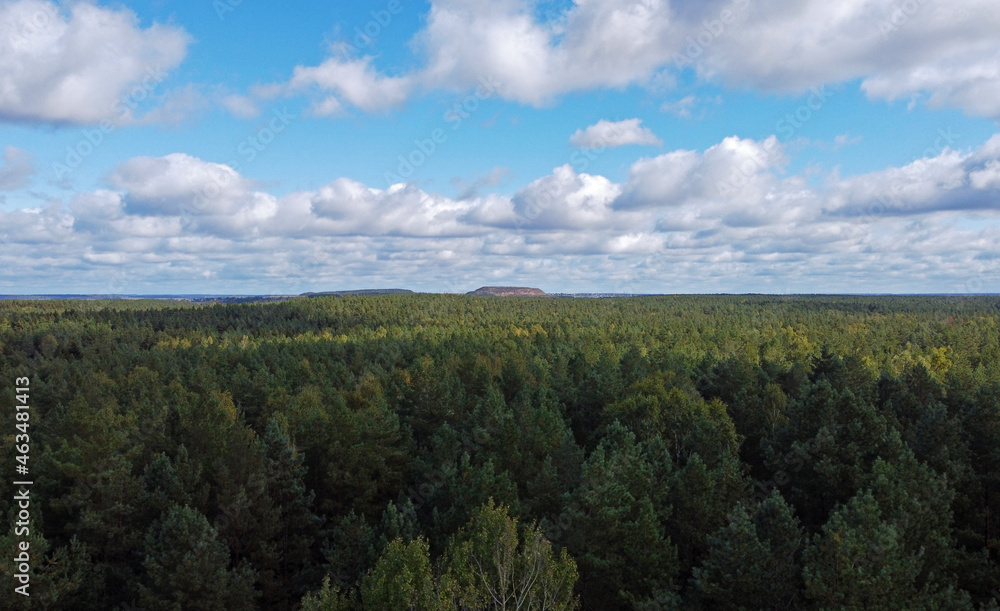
[2, 1, 999, 124]
[0, 146, 35, 190]
[3, 1, 997, 124]
[3, 133, 999, 293]
[255, 0, 1000, 120]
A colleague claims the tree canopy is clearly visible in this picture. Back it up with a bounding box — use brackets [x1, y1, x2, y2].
[1, 294, 998, 608]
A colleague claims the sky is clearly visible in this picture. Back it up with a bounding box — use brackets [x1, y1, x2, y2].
[1, 0, 999, 295]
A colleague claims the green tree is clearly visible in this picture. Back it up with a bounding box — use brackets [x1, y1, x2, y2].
[440, 499, 578, 610]
[693, 491, 803, 609]
[801, 490, 970, 609]
[260, 417, 323, 607]
[137, 504, 257, 611]
[361, 537, 440, 610]
[0, 518, 96, 610]
[563, 423, 680, 609]
[300, 576, 355, 611]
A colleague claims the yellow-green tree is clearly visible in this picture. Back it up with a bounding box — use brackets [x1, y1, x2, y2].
[440, 499, 578, 611]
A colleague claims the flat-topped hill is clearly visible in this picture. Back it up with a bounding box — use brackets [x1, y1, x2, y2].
[467, 286, 547, 297]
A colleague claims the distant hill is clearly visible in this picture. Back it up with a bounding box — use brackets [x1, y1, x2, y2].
[467, 286, 547, 297]
[301, 289, 414, 298]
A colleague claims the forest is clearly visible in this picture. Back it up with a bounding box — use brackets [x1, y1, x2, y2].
[1, 293, 998, 609]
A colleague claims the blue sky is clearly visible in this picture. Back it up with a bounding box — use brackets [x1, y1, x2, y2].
[1, 0, 999, 294]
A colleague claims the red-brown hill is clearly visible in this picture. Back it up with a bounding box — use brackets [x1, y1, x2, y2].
[467, 286, 547, 297]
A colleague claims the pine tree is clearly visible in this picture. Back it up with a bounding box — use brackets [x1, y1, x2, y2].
[138, 504, 257, 610]
[564, 423, 680, 609]
[693, 491, 803, 609]
[261, 417, 323, 607]
[802, 491, 925, 609]
[0, 516, 96, 610]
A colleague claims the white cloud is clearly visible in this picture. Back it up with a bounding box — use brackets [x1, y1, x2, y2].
[306, 179, 479, 237]
[860, 47, 1000, 118]
[416, 0, 681, 105]
[260, 0, 683, 113]
[699, 0, 1000, 119]
[823, 134, 1000, 217]
[0, 0, 189, 125]
[617, 135, 787, 212]
[660, 95, 697, 118]
[4, 135, 1000, 294]
[510, 164, 624, 230]
[220, 94, 260, 119]
[569, 119, 662, 148]
[0, 146, 35, 190]
[108, 153, 255, 218]
[268, 56, 414, 114]
[248, 0, 1000, 120]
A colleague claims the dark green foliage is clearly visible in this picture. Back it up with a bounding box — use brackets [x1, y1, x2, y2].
[2, 295, 999, 608]
[562, 422, 681, 609]
[137, 504, 257, 610]
[692, 491, 803, 609]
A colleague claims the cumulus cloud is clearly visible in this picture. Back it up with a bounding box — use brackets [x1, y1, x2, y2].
[617, 135, 787, 212]
[260, 56, 414, 115]
[697, 0, 1000, 119]
[305, 179, 481, 237]
[108, 153, 256, 217]
[256, 0, 1000, 121]
[0, 0, 189, 125]
[510, 164, 624, 230]
[823, 134, 1000, 217]
[0, 146, 35, 190]
[4, 135, 1000, 293]
[416, 0, 681, 105]
[569, 119, 662, 148]
[259, 0, 682, 112]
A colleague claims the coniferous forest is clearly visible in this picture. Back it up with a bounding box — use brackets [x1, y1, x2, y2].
[1, 294, 999, 610]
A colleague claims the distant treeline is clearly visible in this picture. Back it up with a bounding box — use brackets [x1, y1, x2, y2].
[0, 295, 998, 609]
